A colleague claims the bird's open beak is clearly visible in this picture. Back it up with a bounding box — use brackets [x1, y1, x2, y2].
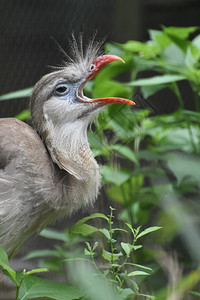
[77, 55, 135, 106]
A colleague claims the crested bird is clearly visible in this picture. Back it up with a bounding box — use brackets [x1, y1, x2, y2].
[0, 41, 134, 258]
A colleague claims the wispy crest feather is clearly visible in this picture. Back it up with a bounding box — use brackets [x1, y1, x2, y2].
[67, 32, 105, 65]
[50, 33, 105, 74]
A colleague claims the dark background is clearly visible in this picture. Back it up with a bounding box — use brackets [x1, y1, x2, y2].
[1, 0, 200, 117]
[1, 0, 200, 298]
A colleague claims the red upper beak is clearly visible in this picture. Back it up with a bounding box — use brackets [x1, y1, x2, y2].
[77, 54, 135, 106]
[86, 55, 125, 80]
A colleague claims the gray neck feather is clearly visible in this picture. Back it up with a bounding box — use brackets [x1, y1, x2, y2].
[37, 104, 101, 214]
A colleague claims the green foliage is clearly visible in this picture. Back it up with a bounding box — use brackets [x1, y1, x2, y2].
[0, 87, 32, 101]
[95, 26, 200, 110]
[0, 209, 161, 299]
[15, 109, 30, 120]
[0, 246, 82, 300]
[67, 207, 159, 297]
[1, 26, 200, 298]
[85, 26, 200, 297]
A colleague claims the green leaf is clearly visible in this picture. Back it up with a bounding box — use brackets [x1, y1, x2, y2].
[113, 228, 128, 234]
[105, 42, 124, 58]
[164, 152, 200, 184]
[163, 26, 199, 40]
[93, 80, 131, 100]
[141, 84, 167, 98]
[190, 291, 200, 297]
[138, 294, 155, 299]
[70, 213, 109, 236]
[117, 40, 159, 58]
[0, 246, 10, 268]
[0, 87, 32, 101]
[101, 165, 130, 186]
[92, 242, 98, 251]
[85, 241, 92, 251]
[84, 248, 93, 256]
[25, 268, 48, 276]
[127, 74, 185, 87]
[137, 226, 162, 239]
[24, 249, 61, 260]
[99, 228, 111, 240]
[125, 263, 153, 272]
[148, 125, 199, 153]
[125, 223, 135, 235]
[88, 130, 106, 151]
[128, 270, 150, 277]
[160, 26, 198, 53]
[185, 44, 200, 69]
[102, 250, 123, 262]
[149, 29, 171, 50]
[106, 185, 126, 203]
[132, 245, 143, 250]
[0, 246, 18, 286]
[74, 213, 109, 224]
[162, 43, 185, 66]
[40, 228, 69, 242]
[94, 241, 99, 247]
[15, 109, 30, 121]
[70, 223, 98, 236]
[102, 249, 112, 262]
[121, 242, 132, 256]
[119, 288, 136, 298]
[18, 275, 83, 300]
[112, 144, 137, 163]
[65, 257, 90, 263]
[68, 260, 123, 300]
[94, 56, 131, 83]
[192, 34, 200, 50]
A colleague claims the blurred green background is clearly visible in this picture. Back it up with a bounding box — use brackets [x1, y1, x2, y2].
[1, 1, 200, 299]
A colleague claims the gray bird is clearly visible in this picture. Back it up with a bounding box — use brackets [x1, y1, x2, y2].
[0, 41, 134, 258]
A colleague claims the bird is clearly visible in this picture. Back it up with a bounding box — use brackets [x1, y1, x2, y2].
[0, 39, 134, 258]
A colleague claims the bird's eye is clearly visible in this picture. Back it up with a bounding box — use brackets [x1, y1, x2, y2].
[89, 64, 96, 72]
[54, 83, 70, 97]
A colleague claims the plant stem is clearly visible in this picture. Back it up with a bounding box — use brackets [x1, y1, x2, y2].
[16, 287, 19, 300]
[134, 128, 140, 165]
[109, 208, 115, 266]
[172, 82, 184, 109]
[108, 207, 119, 283]
[121, 183, 134, 225]
[91, 255, 103, 277]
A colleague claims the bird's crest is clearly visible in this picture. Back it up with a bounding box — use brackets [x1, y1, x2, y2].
[50, 33, 105, 72]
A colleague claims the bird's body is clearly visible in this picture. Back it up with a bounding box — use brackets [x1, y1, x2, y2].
[0, 118, 100, 257]
[0, 40, 134, 258]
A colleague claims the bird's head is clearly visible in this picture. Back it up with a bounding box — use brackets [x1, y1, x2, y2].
[30, 43, 135, 179]
[30, 48, 134, 135]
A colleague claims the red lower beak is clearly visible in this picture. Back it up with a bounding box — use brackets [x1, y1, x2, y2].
[91, 97, 135, 106]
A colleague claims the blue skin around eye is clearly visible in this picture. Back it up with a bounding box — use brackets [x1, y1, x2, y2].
[53, 83, 82, 104]
[54, 83, 72, 100]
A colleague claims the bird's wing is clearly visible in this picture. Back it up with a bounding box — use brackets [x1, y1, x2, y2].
[0, 118, 54, 257]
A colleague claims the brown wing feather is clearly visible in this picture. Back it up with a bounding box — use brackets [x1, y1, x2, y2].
[0, 118, 56, 257]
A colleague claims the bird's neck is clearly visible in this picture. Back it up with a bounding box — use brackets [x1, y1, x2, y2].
[40, 119, 101, 213]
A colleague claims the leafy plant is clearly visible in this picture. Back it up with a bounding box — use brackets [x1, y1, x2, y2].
[96, 26, 200, 111]
[0, 246, 82, 300]
[1, 26, 200, 298]
[68, 206, 160, 298]
[0, 208, 161, 299]
[85, 26, 200, 297]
